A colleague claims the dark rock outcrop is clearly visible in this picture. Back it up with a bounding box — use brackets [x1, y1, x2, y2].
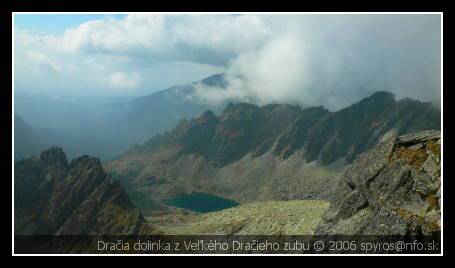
[315, 130, 441, 236]
[15, 147, 145, 235]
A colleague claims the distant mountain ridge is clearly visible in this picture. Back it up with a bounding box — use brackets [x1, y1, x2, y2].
[109, 73, 229, 148]
[14, 74, 229, 160]
[15, 74, 440, 162]
[120, 91, 440, 167]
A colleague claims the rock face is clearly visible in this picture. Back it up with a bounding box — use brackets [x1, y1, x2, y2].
[15, 147, 145, 235]
[315, 130, 441, 236]
[105, 92, 440, 213]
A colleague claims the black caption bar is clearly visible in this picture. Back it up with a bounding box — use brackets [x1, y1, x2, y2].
[14, 235, 441, 254]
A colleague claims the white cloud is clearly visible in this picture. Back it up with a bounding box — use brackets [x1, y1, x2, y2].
[189, 15, 441, 110]
[109, 71, 141, 90]
[58, 14, 272, 66]
[14, 14, 441, 108]
[61, 15, 166, 54]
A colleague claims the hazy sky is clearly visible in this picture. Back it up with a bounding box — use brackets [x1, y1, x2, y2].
[14, 14, 441, 110]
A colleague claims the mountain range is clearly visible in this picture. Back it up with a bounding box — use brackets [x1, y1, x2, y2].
[14, 88, 442, 247]
[104, 91, 440, 215]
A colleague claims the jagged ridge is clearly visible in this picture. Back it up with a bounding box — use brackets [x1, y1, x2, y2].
[127, 91, 439, 167]
[15, 147, 145, 235]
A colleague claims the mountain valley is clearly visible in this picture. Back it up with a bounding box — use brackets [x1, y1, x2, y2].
[104, 92, 440, 217]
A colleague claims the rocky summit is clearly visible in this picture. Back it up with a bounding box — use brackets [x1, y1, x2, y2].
[15, 147, 145, 235]
[315, 130, 441, 236]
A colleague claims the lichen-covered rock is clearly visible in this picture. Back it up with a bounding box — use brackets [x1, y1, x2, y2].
[315, 130, 441, 236]
[15, 147, 145, 235]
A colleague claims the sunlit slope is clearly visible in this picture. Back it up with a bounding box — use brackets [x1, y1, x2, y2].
[142, 200, 329, 235]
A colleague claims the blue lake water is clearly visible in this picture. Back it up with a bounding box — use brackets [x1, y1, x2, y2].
[163, 192, 239, 213]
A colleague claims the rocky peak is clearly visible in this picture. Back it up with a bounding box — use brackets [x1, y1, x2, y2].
[69, 155, 103, 171]
[40, 147, 68, 169]
[39, 147, 69, 180]
[15, 148, 145, 235]
[168, 110, 219, 155]
[303, 105, 329, 113]
[197, 110, 217, 122]
[363, 91, 396, 104]
[222, 102, 259, 115]
[199, 73, 228, 88]
[261, 103, 301, 112]
[348, 91, 396, 115]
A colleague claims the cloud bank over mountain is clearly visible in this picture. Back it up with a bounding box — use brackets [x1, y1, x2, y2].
[15, 14, 441, 110]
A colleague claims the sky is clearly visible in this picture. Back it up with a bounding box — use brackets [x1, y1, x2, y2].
[14, 14, 126, 34]
[14, 13, 441, 110]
